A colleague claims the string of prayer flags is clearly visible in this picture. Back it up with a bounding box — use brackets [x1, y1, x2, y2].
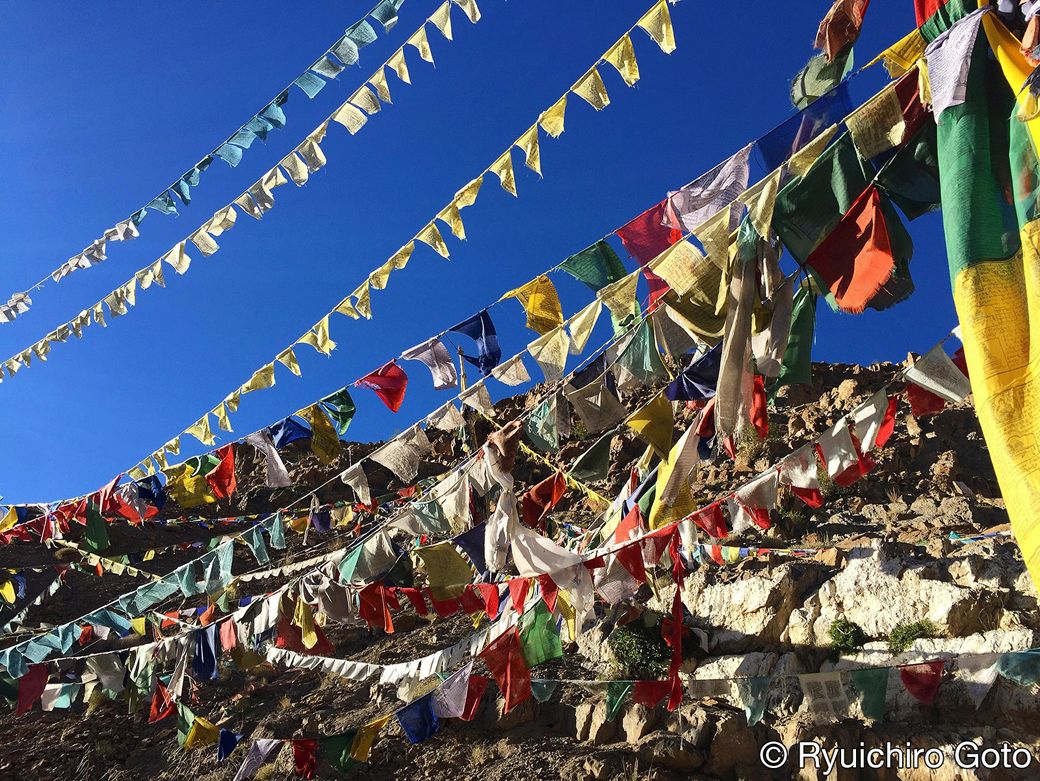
[3, 0, 417, 324]
[356, 361, 409, 412]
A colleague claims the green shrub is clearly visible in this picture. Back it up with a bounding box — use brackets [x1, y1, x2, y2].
[607, 622, 670, 679]
[888, 620, 939, 654]
[828, 618, 865, 654]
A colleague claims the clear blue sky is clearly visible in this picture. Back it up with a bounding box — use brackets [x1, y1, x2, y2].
[0, 0, 947, 503]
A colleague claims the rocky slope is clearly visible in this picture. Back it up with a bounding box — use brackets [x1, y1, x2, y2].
[0, 359, 1037, 781]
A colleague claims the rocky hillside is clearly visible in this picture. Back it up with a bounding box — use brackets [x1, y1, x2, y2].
[1, 358, 1037, 781]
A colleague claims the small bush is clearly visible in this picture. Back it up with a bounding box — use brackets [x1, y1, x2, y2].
[607, 622, 670, 679]
[888, 620, 939, 654]
[828, 618, 865, 654]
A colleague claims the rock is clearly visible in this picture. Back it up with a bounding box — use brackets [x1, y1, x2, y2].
[797, 544, 1006, 645]
[621, 703, 658, 744]
[636, 731, 704, 772]
[705, 710, 759, 779]
[683, 563, 829, 652]
[574, 699, 617, 745]
[493, 697, 534, 731]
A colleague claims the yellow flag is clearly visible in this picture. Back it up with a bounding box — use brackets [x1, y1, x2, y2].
[185, 415, 215, 447]
[571, 66, 610, 110]
[738, 168, 782, 239]
[184, 716, 221, 750]
[292, 596, 319, 649]
[368, 260, 395, 290]
[455, 0, 480, 23]
[164, 464, 216, 509]
[538, 95, 567, 138]
[334, 296, 361, 319]
[353, 282, 372, 319]
[213, 403, 233, 433]
[388, 241, 415, 269]
[502, 275, 564, 334]
[597, 270, 639, 322]
[351, 715, 392, 761]
[416, 221, 450, 258]
[455, 176, 483, 208]
[163, 242, 191, 274]
[370, 67, 392, 103]
[786, 125, 838, 177]
[489, 150, 517, 196]
[567, 299, 602, 354]
[224, 391, 241, 414]
[625, 392, 674, 460]
[515, 125, 541, 175]
[604, 34, 640, 86]
[349, 84, 381, 115]
[0, 507, 16, 533]
[406, 26, 434, 63]
[867, 28, 926, 77]
[241, 363, 276, 395]
[331, 101, 367, 135]
[130, 617, 147, 636]
[430, 1, 453, 40]
[387, 48, 411, 84]
[299, 404, 340, 464]
[414, 541, 475, 600]
[436, 202, 466, 240]
[636, 0, 676, 54]
[276, 348, 302, 377]
[650, 240, 703, 297]
[165, 437, 181, 455]
[298, 316, 336, 356]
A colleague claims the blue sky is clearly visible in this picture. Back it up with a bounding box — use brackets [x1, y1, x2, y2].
[0, 0, 946, 503]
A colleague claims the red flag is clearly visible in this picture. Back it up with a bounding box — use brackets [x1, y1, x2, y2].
[914, 0, 947, 26]
[665, 587, 684, 711]
[614, 506, 644, 544]
[461, 674, 489, 721]
[148, 680, 175, 723]
[616, 200, 683, 266]
[356, 361, 409, 412]
[689, 503, 728, 539]
[906, 381, 945, 417]
[507, 578, 530, 615]
[632, 680, 672, 709]
[291, 739, 319, 780]
[425, 590, 461, 618]
[899, 661, 945, 704]
[15, 664, 48, 717]
[459, 586, 485, 615]
[615, 541, 647, 584]
[205, 444, 237, 500]
[536, 574, 559, 613]
[358, 584, 395, 633]
[398, 587, 430, 617]
[875, 395, 899, 448]
[479, 627, 531, 714]
[274, 615, 334, 655]
[521, 472, 568, 530]
[807, 185, 898, 314]
[749, 375, 769, 440]
[219, 620, 238, 651]
[476, 583, 501, 619]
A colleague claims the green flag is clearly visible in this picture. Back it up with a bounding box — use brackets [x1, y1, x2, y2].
[770, 284, 816, 397]
[320, 730, 358, 772]
[525, 397, 559, 453]
[791, 48, 854, 109]
[558, 241, 627, 292]
[606, 681, 633, 720]
[321, 388, 357, 436]
[83, 503, 110, 553]
[520, 600, 563, 667]
[616, 320, 667, 387]
[850, 667, 888, 721]
[570, 434, 613, 482]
